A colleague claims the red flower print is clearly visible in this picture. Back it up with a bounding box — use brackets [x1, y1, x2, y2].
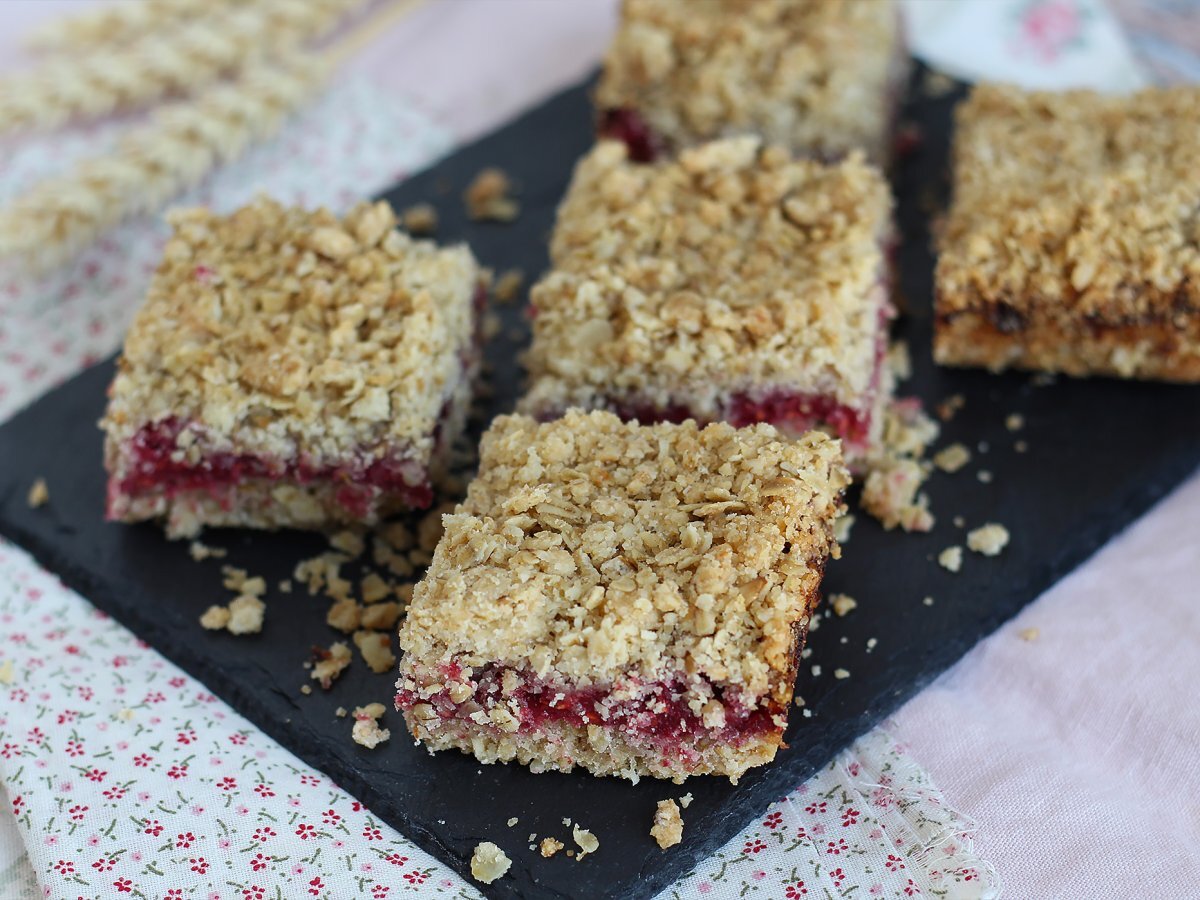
[53, 860, 75, 875]
[252, 827, 276, 842]
[26, 727, 45, 744]
[218, 776, 237, 791]
[65, 645, 79, 655]
[763, 811, 783, 829]
[250, 852, 270, 872]
[385, 853, 408, 866]
[83, 767, 106, 783]
[841, 807, 861, 827]
[826, 838, 848, 855]
[742, 838, 766, 854]
[166, 890, 184, 899]
[886, 853, 905, 871]
[1, 743, 20, 759]
[229, 733, 248, 745]
[114, 878, 133, 893]
[302, 775, 322, 787]
[321, 809, 341, 826]
[295, 823, 316, 840]
[831, 868, 846, 887]
[112, 655, 129, 668]
[143, 692, 165, 704]
[65, 740, 85, 758]
[77, 686, 93, 701]
[102, 786, 126, 801]
[176, 730, 196, 745]
[166, 764, 188, 780]
[784, 882, 809, 898]
[847, 761, 861, 777]
[168, 676, 186, 689]
[189, 857, 208, 875]
[143, 819, 163, 837]
[175, 832, 196, 849]
[91, 857, 115, 872]
[904, 879, 922, 896]
[243, 886, 266, 900]
[57, 710, 79, 725]
[362, 825, 383, 841]
[132, 754, 152, 768]
[308, 877, 324, 896]
[962, 868, 978, 882]
[253, 783, 275, 798]
[805, 801, 827, 815]
[372, 885, 390, 899]
[9, 688, 29, 703]
[403, 871, 428, 885]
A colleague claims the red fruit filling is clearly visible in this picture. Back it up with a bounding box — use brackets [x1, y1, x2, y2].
[111, 416, 434, 518]
[598, 108, 662, 163]
[396, 664, 783, 758]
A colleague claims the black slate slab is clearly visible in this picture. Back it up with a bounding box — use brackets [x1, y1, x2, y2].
[1, 69, 1198, 900]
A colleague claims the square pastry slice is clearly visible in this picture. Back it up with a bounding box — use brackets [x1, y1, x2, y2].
[935, 84, 1200, 381]
[101, 198, 485, 538]
[520, 137, 895, 464]
[595, 0, 907, 164]
[395, 411, 849, 782]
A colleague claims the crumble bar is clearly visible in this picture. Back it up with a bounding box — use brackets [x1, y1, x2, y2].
[595, 0, 907, 164]
[935, 84, 1200, 381]
[101, 197, 485, 537]
[520, 137, 896, 465]
[395, 411, 849, 782]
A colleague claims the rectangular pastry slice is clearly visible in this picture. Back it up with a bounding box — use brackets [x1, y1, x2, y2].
[101, 198, 484, 538]
[395, 410, 849, 782]
[595, 0, 908, 164]
[935, 84, 1200, 381]
[520, 136, 896, 465]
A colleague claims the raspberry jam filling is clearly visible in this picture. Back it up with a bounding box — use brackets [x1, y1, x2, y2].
[598, 108, 662, 163]
[112, 416, 434, 517]
[396, 663, 782, 751]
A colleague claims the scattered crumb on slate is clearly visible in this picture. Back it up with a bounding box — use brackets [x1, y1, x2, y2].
[351, 703, 390, 749]
[887, 340, 912, 381]
[300, 684, 312, 696]
[199, 605, 231, 631]
[26, 477, 48, 508]
[651, 799, 684, 849]
[573, 825, 599, 860]
[811, 664, 822, 677]
[679, 793, 693, 809]
[834, 668, 851, 680]
[866, 637, 878, 652]
[967, 523, 1010, 556]
[311, 642, 352, 689]
[1019, 627, 1040, 642]
[401, 202, 438, 235]
[1015, 440, 1029, 453]
[861, 457, 934, 532]
[465, 167, 519, 221]
[470, 841, 512, 884]
[506, 817, 518, 827]
[922, 68, 957, 98]
[977, 469, 994, 484]
[326, 597, 362, 633]
[494, 268, 525, 304]
[1005, 413, 1025, 431]
[540, 837, 564, 858]
[227, 595, 265, 635]
[938, 546, 963, 573]
[188, 540, 226, 561]
[933, 442, 971, 473]
[953, 515, 965, 528]
[833, 513, 855, 544]
[353, 630, 396, 674]
[830, 593, 858, 617]
[936, 394, 965, 421]
[923, 595, 935, 606]
[335, 706, 348, 718]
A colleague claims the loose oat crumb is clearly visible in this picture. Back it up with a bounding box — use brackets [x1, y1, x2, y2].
[188, 540, 226, 561]
[866, 637, 878, 652]
[802, 708, 813, 718]
[26, 477, 49, 508]
[933, 443, 971, 473]
[833, 513, 855, 544]
[1033, 372, 1057, 387]
[922, 68, 957, 98]
[830, 593, 858, 617]
[470, 841, 511, 884]
[506, 817, 518, 827]
[311, 642, 352, 689]
[221, 565, 248, 591]
[300, 684, 312, 695]
[351, 703, 391, 749]
[679, 793, 693, 809]
[1005, 413, 1025, 431]
[335, 706, 348, 718]
[539, 836, 564, 857]
[465, 167, 519, 222]
[978, 440, 990, 453]
[936, 394, 965, 421]
[326, 598, 362, 633]
[0, 659, 14, 685]
[651, 799, 684, 849]
[861, 457, 934, 532]
[967, 522, 1010, 556]
[794, 694, 805, 707]
[353, 630, 396, 674]
[1015, 440, 1029, 453]
[360, 601, 402, 631]
[199, 605, 231, 630]
[573, 825, 599, 859]
[811, 664, 822, 677]
[887, 340, 912, 381]
[938, 546, 963, 573]
[977, 469, 994, 484]
[953, 515, 965, 528]
[329, 530, 365, 558]
[401, 202, 438, 235]
[561, 818, 572, 827]
[923, 595, 935, 606]
[278, 579, 292, 593]
[227, 595, 265, 635]
[1019, 627, 1040, 642]
[494, 268, 525, 304]
[834, 668, 850, 680]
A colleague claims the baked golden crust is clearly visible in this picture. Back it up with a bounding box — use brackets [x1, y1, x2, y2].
[520, 138, 894, 419]
[935, 84, 1200, 379]
[595, 0, 905, 163]
[397, 410, 848, 708]
[102, 197, 480, 484]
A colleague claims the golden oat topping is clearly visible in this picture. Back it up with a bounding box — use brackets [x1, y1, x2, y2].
[398, 411, 848, 704]
[937, 84, 1200, 322]
[596, 0, 903, 162]
[102, 197, 479, 468]
[522, 139, 892, 416]
[650, 799, 684, 849]
[469, 841, 511, 885]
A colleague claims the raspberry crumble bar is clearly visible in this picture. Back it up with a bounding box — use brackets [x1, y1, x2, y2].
[395, 411, 849, 782]
[520, 137, 896, 464]
[595, 0, 907, 164]
[101, 198, 484, 537]
[935, 84, 1200, 381]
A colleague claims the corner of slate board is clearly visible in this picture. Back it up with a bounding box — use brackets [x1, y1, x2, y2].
[0, 64, 1198, 900]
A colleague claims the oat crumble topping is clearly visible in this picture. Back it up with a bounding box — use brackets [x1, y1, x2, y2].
[469, 841, 512, 884]
[830, 593, 858, 617]
[311, 642, 352, 689]
[188, 540, 227, 561]
[650, 799, 684, 849]
[572, 825, 600, 859]
[465, 168, 519, 222]
[351, 703, 391, 749]
[199, 605, 231, 631]
[977, 470, 994, 484]
[400, 202, 438, 235]
[354, 630, 396, 674]
[26, 478, 48, 508]
[227, 595, 265, 635]
[521, 138, 894, 422]
[493, 268, 524, 304]
[933, 443, 972, 473]
[539, 836, 564, 858]
[937, 546, 963, 573]
[966, 523, 1010, 556]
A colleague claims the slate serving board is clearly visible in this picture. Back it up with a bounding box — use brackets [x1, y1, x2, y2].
[2, 68, 1199, 900]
